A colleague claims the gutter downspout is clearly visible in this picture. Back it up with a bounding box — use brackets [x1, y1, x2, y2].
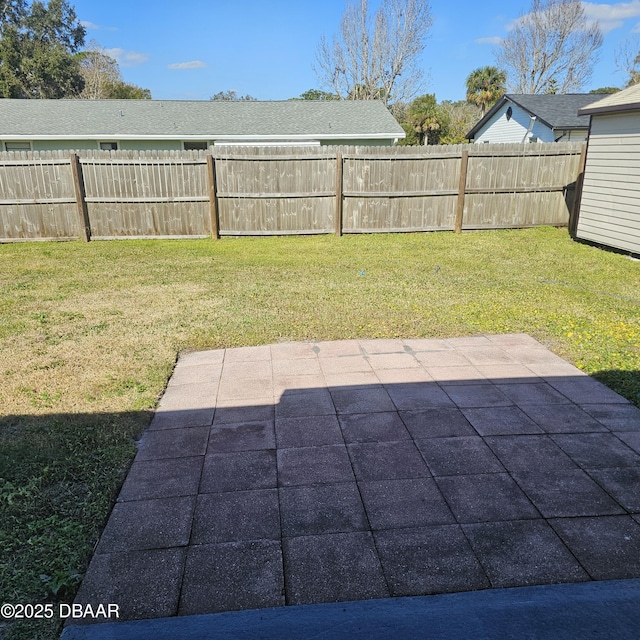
[522, 115, 537, 143]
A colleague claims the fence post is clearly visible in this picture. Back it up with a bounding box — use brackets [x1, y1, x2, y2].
[454, 149, 469, 234]
[70, 152, 91, 242]
[335, 152, 343, 236]
[569, 143, 588, 238]
[207, 154, 219, 239]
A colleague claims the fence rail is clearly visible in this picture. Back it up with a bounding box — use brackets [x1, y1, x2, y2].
[0, 143, 586, 241]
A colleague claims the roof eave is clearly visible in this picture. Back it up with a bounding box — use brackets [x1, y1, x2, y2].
[0, 132, 405, 141]
[551, 125, 589, 131]
[465, 96, 510, 139]
[578, 103, 640, 116]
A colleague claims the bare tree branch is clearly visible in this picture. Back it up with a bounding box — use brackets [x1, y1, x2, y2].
[615, 36, 640, 87]
[314, 0, 433, 107]
[496, 0, 603, 94]
[77, 40, 120, 99]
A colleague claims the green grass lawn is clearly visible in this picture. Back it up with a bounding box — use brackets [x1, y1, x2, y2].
[1, 227, 639, 639]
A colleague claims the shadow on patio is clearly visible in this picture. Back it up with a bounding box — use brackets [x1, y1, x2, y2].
[56, 335, 640, 628]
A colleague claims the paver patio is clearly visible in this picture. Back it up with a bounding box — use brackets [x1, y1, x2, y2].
[69, 334, 640, 626]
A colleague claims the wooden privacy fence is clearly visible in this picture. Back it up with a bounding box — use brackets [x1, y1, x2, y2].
[0, 143, 586, 241]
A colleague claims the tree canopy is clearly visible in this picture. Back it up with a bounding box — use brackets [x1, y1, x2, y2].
[439, 100, 482, 144]
[496, 0, 603, 94]
[589, 87, 620, 94]
[77, 43, 151, 99]
[210, 90, 257, 101]
[295, 88, 340, 101]
[397, 94, 449, 146]
[0, 0, 86, 98]
[465, 66, 506, 116]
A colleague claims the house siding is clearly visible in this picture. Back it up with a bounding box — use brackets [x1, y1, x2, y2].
[320, 138, 394, 146]
[472, 103, 555, 143]
[0, 139, 189, 152]
[119, 140, 184, 151]
[564, 129, 588, 142]
[2, 137, 396, 152]
[577, 111, 640, 255]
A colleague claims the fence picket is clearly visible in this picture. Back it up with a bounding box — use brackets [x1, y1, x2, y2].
[0, 143, 585, 241]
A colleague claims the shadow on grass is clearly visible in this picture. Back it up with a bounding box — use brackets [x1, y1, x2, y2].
[592, 370, 640, 408]
[569, 234, 640, 261]
[0, 410, 152, 640]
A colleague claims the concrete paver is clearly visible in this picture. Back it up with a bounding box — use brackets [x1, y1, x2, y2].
[283, 532, 389, 604]
[462, 520, 589, 587]
[374, 525, 490, 596]
[68, 334, 640, 628]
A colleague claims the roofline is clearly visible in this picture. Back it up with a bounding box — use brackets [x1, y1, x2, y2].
[0, 98, 386, 105]
[0, 132, 405, 141]
[466, 94, 587, 140]
[466, 96, 509, 139]
[550, 125, 589, 131]
[505, 96, 553, 129]
[578, 103, 640, 116]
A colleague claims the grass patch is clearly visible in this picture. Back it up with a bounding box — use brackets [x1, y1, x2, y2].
[0, 227, 639, 638]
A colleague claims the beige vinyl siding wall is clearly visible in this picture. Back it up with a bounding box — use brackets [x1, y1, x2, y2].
[576, 112, 640, 254]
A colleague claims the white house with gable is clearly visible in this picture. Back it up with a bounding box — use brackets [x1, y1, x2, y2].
[467, 94, 597, 144]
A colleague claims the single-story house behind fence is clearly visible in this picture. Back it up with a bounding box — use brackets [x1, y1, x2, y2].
[466, 94, 596, 144]
[0, 99, 405, 151]
[575, 83, 640, 256]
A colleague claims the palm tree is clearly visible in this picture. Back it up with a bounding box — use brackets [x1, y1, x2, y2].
[465, 66, 507, 116]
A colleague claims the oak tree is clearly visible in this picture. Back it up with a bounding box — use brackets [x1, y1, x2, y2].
[0, 0, 85, 98]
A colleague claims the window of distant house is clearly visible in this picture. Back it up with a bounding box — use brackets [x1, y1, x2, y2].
[99, 142, 118, 150]
[183, 141, 208, 151]
[506, 106, 513, 121]
[529, 136, 538, 143]
[4, 141, 31, 151]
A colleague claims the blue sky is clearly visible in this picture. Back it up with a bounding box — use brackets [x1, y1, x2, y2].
[71, 0, 640, 102]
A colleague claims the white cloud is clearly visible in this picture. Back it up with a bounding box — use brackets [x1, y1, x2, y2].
[168, 60, 207, 70]
[582, 1, 640, 33]
[104, 48, 149, 67]
[583, 0, 640, 22]
[476, 36, 503, 45]
[509, 1, 640, 34]
[503, 2, 640, 34]
[594, 18, 625, 33]
[79, 20, 118, 32]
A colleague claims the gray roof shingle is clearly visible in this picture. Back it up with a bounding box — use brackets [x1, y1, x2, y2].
[0, 99, 405, 140]
[507, 94, 596, 129]
[467, 93, 596, 139]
